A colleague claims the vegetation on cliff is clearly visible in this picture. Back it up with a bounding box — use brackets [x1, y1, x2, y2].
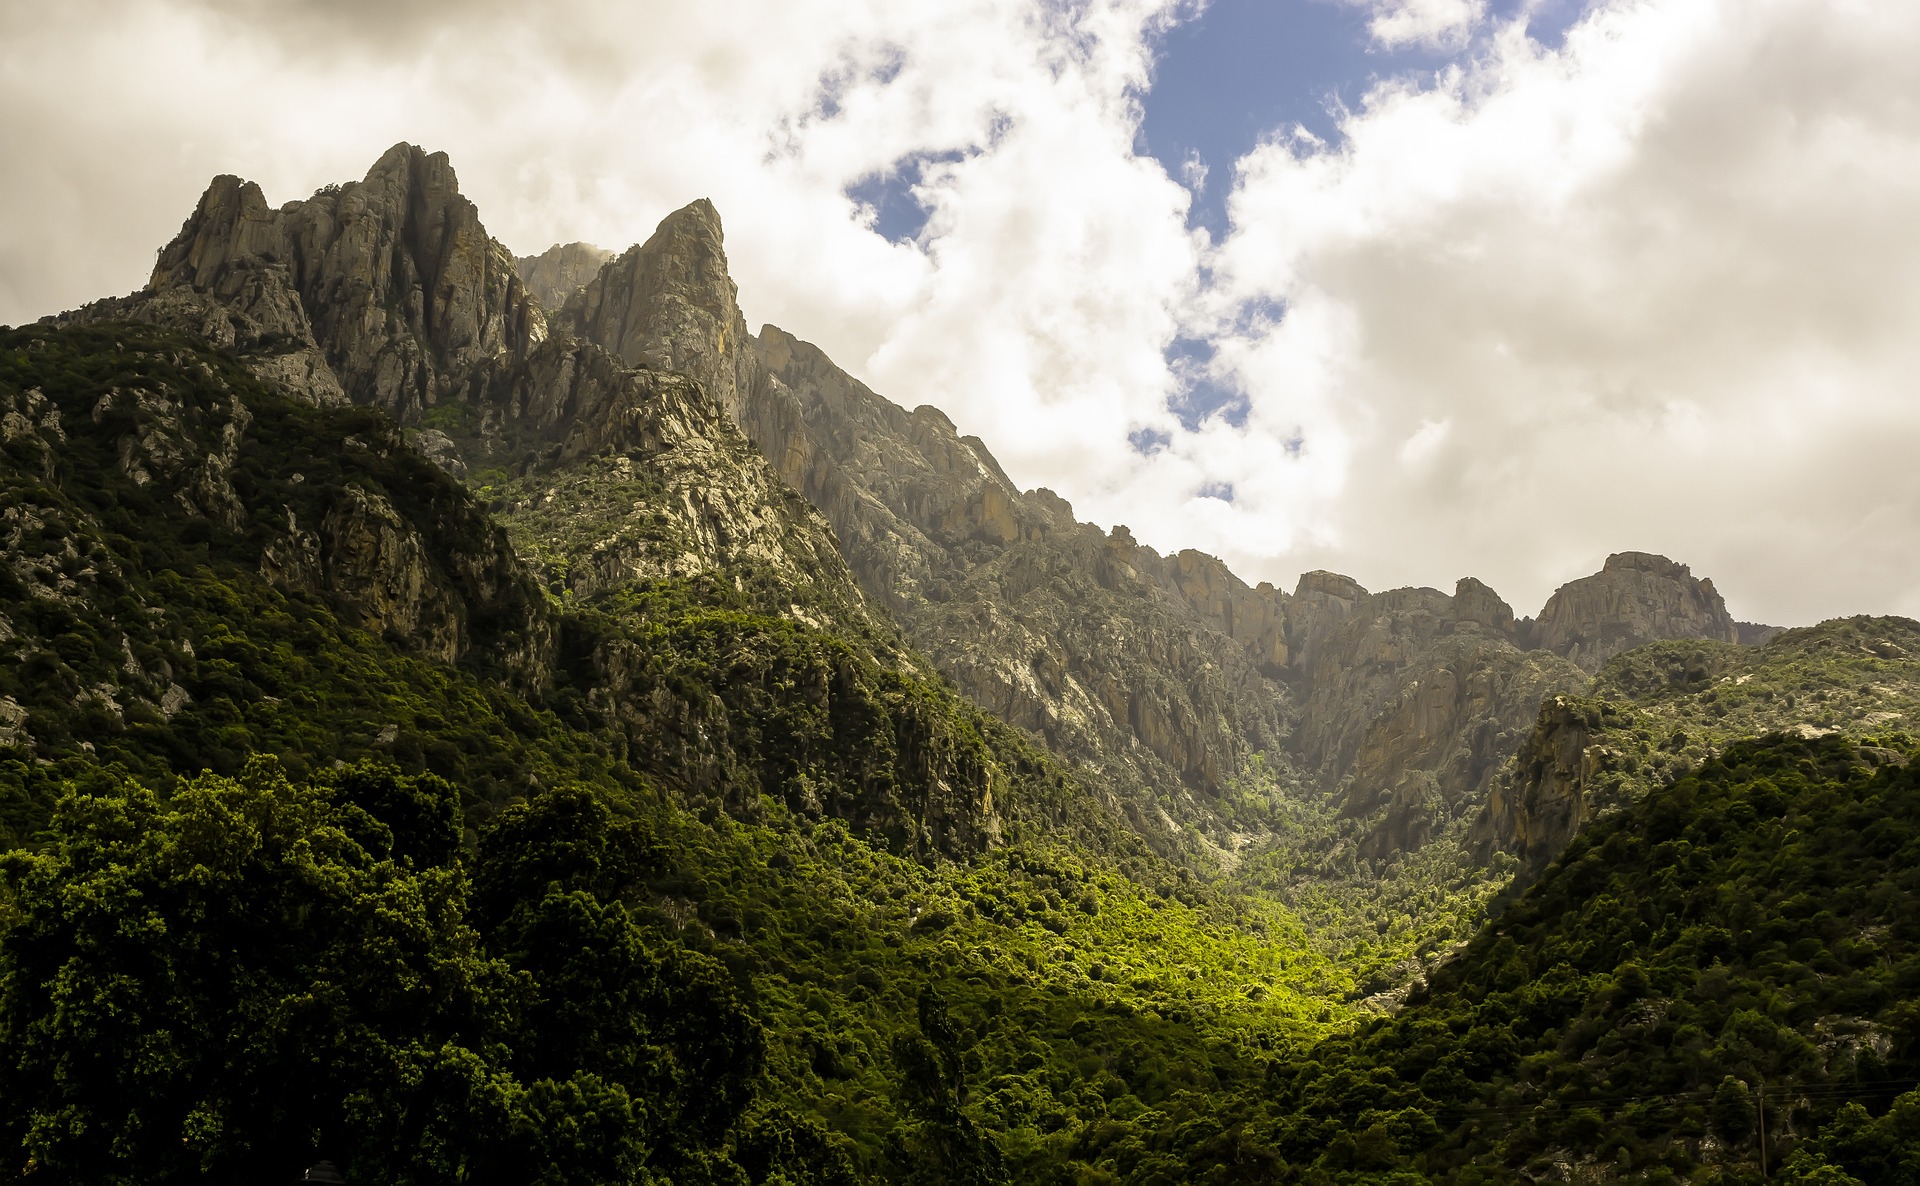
[8, 157, 1920, 1184]
[0, 323, 1351, 1183]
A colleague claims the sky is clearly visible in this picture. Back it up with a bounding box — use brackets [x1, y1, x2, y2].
[2, 0, 1917, 626]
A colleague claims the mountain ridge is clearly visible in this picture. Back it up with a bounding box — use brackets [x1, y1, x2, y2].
[41, 141, 1797, 874]
[10, 139, 1920, 1186]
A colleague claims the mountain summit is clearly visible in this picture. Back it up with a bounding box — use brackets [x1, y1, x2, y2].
[9, 140, 1920, 1185]
[51, 142, 1793, 872]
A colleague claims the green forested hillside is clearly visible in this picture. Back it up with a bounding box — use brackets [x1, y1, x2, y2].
[9, 321, 1920, 1186]
[1147, 734, 1920, 1183]
[0, 324, 1346, 1183]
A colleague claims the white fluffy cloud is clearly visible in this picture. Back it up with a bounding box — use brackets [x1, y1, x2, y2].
[0, 0, 1198, 516]
[2, 0, 1917, 626]
[1189, 0, 1920, 624]
[1349, 0, 1487, 48]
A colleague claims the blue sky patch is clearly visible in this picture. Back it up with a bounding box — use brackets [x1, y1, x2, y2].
[1140, 0, 1597, 236]
[1198, 479, 1236, 502]
[846, 148, 972, 243]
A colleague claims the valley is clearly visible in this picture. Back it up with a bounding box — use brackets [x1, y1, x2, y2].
[0, 143, 1913, 1184]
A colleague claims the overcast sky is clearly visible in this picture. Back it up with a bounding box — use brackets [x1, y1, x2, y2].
[3, 0, 1916, 626]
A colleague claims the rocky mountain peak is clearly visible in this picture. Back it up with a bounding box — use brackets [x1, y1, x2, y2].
[1451, 576, 1516, 633]
[514, 241, 615, 313]
[1533, 550, 1738, 671]
[117, 142, 547, 421]
[553, 197, 756, 425]
[151, 175, 279, 290]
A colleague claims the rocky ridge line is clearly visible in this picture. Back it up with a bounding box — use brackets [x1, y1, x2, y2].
[42, 143, 1788, 870]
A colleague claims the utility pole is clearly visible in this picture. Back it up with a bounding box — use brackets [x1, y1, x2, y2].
[1755, 1077, 1768, 1181]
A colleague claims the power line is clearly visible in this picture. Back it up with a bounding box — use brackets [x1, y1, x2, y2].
[1413, 1077, 1917, 1122]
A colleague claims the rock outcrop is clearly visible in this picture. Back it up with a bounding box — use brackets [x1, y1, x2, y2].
[515, 242, 615, 313]
[1285, 580, 1588, 858]
[488, 337, 874, 627]
[50, 145, 1796, 870]
[1530, 551, 1739, 671]
[531, 195, 1786, 861]
[551, 201, 758, 427]
[1475, 616, 1920, 870]
[63, 145, 546, 424]
[747, 323, 1299, 838]
[1474, 695, 1607, 869]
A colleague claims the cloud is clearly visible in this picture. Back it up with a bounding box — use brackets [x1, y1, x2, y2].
[0, 0, 1198, 496]
[1348, 0, 1488, 48]
[3, 0, 1918, 627]
[1192, 0, 1920, 623]
[1181, 149, 1210, 193]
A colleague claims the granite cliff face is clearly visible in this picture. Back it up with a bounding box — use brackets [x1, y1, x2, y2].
[515, 242, 615, 313]
[47, 143, 1794, 870]
[531, 194, 1786, 859]
[521, 200, 1293, 845]
[748, 326, 1301, 840]
[551, 201, 759, 428]
[1529, 551, 1739, 671]
[1286, 580, 1588, 859]
[40, 148, 1035, 858]
[57, 145, 545, 419]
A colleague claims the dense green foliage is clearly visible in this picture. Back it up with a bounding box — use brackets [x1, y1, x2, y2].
[0, 323, 611, 836]
[10, 323, 1920, 1184]
[1199, 735, 1920, 1182]
[0, 325, 1347, 1182]
[0, 761, 762, 1184]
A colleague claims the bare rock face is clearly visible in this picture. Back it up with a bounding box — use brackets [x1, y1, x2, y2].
[60, 146, 1799, 870]
[1532, 551, 1739, 671]
[1288, 582, 1589, 857]
[748, 323, 1298, 840]
[252, 420, 556, 689]
[318, 484, 464, 662]
[1287, 570, 1368, 672]
[57, 146, 544, 421]
[515, 242, 615, 313]
[406, 428, 467, 478]
[535, 196, 1301, 842]
[551, 200, 757, 427]
[145, 145, 545, 421]
[1474, 695, 1605, 868]
[488, 337, 871, 622]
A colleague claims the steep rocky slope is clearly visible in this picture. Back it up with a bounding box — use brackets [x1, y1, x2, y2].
[1476, 614, 1920, 867]
[61, 145, 544, 419]
[39, 142, 1797, 870]
[1527, 550, 1739, 670]
[515, 241, 614, 312]
[494, 182, 1791, 861]
[0, 323, 1344, 1186]
[31, 149, 1152, 859]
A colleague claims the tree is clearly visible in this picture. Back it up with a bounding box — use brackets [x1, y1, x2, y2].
[0, 757, 515, 1183]
[1712, 1076, 1756, 1145]
[0, 761, 765, 1185]
[885, 990, 1006, 1186]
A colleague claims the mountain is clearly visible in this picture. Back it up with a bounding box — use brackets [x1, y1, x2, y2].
[8, 141, 1918, 1184]
[52, 143, 1787, 872]
[0, 317, 1309, 1185]
[1480, 614, 1920, 868]
[516, 241, 616, 312]
[500, 190, 1781, 869]
[1074, 732, 1920, 1181]
[35, 147, 1116, 861]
